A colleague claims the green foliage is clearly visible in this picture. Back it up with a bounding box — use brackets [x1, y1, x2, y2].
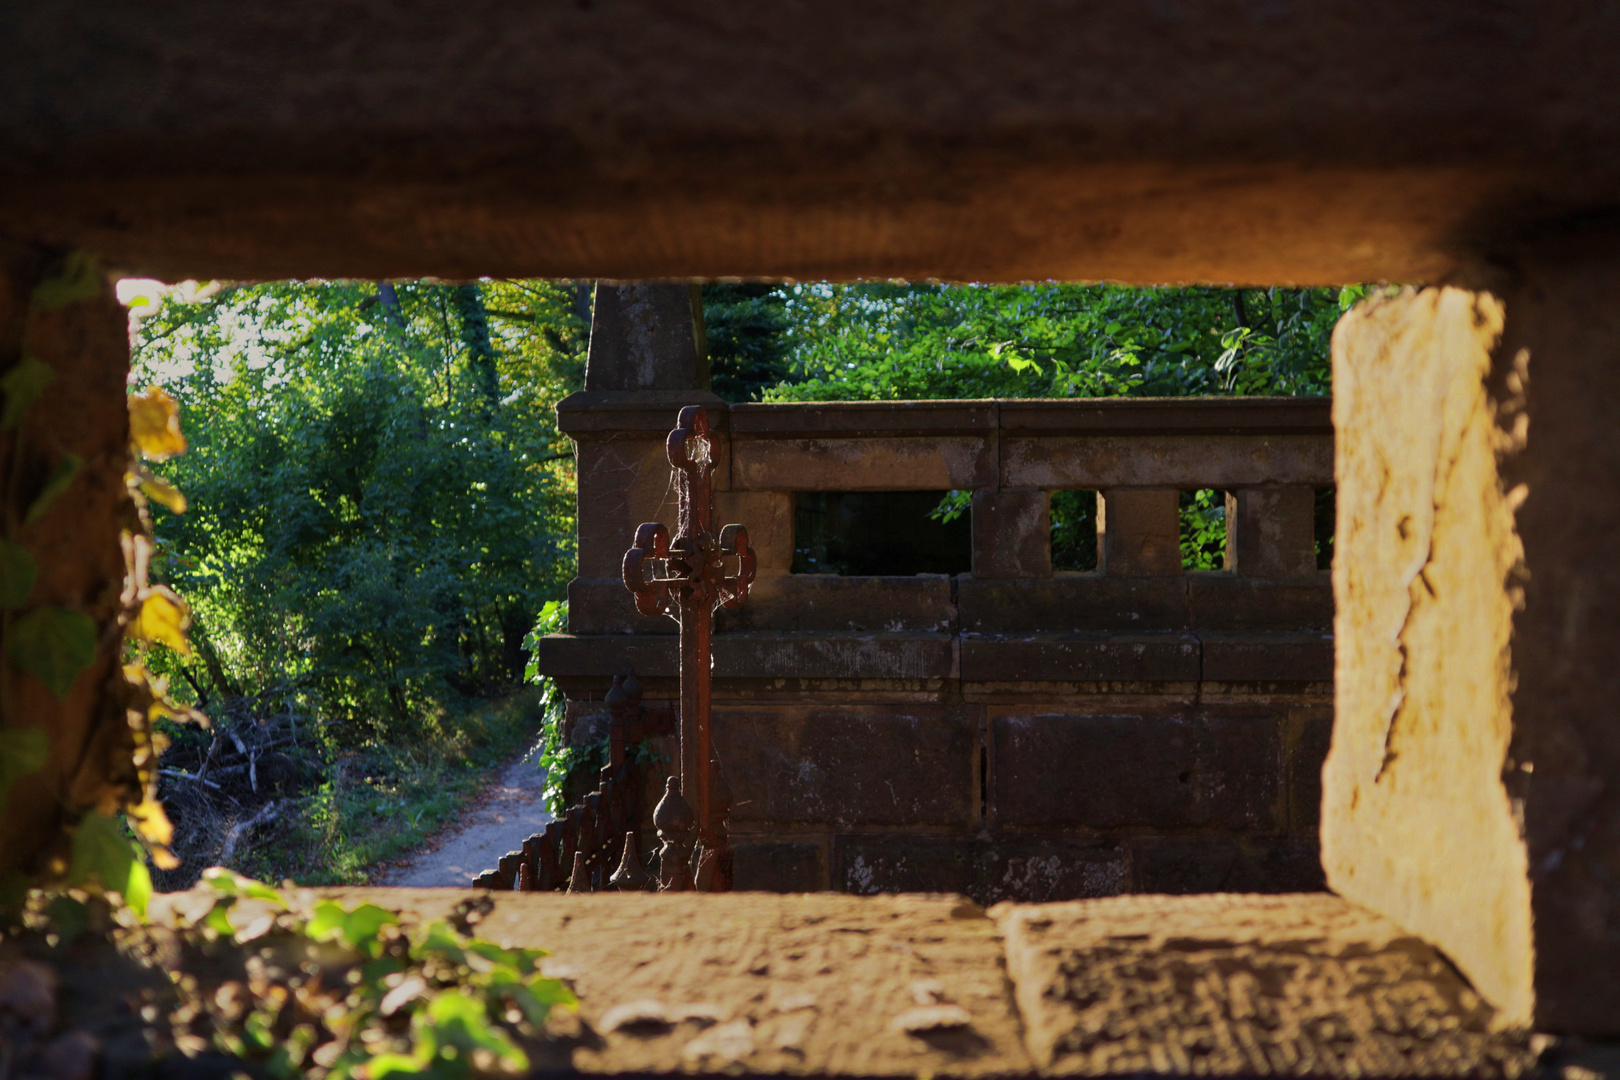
[762, 282, 1346, 403]
[522, 601, 577, 815]
[132, 280, 583, 749]
[1050, 489, 1099, 572]
[68, 811, 153, 916]
[701, 284, 792, 402]
[29, 251, 102, 311]
[8, 606, 97, 698]
[0, 727, 47, 807]
[0, 539, 37, 608]
[1179, 490, 1229, 571]
[14, 872, 577, 1079]
[0, 357, 53, 430]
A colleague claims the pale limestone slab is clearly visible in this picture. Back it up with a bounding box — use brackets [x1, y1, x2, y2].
[321, 889, 1034, 1077]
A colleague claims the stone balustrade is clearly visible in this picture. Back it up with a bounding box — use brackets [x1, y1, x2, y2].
[538, 394, 1334, 901]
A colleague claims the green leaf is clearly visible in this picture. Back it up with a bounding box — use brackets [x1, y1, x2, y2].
[0, 540, 36, 609]
[200, 867, 285, 904]
[69, 811, 150, 916]
[8, 606, 97, 698]
[24, 454, 83, 525]
[31, 252, 102, 311]
[0, 726, 48, 806]
[0, 357, 53, 431]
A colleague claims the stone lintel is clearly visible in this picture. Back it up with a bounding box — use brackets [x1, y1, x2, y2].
[9, 8, 1620, 284]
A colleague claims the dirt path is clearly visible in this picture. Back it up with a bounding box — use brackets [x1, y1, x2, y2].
[375, 746, 553, 887]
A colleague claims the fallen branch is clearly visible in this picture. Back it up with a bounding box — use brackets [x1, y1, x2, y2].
[160, 768, 221, 790]
[219, 799, 285, 864]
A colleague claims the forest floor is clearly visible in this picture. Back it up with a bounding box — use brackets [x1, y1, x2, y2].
[372, 743, 553, 886]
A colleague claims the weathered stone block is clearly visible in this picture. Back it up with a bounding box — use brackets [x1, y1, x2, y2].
[1326, 268, 1620, 1035]
[992, 709, 1281, 830]
[1185, 575, 1332, 632]
[1286, 706, 1333, 837]
[960, 633, 1200, 683]
[1226, 485, 1319, 578]
[731, 435, 995, 492]
[712, 632, 954, 680]
[1198, 631, 1333, 683]
[836, 836, 1130, 905]
[1132, 837, 1324, 894]
[572, 437, 680, 577]
[566, 577, 676, 635]
[713, 490, 792, 576]
[715, 705, 977, 829]
[1099, 488, 1181, 576]
[732, 841, 826, 892]
[970, 489, 1051, 578]
[958, 576, 1191, 632]
[1002, 434, 1334, 489]
[717, 575, 955, 633]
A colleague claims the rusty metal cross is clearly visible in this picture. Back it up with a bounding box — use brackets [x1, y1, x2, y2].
[622, 405, 755, 891]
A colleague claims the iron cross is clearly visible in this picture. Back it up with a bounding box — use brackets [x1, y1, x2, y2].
[622, 405, 755, 891]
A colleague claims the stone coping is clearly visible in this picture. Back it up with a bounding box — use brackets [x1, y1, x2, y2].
[151, 888, 1535, 1078]
[558, 396, 1333, 440]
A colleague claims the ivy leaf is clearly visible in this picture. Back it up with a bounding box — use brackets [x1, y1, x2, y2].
[132, 588, 191, 655]
[69, 811, 151, 917]
[0, 357, 53, 431]
[30, 252, 102, 311]
[8, 606, 98, 698]
[24, 454, 83, 525]
[128, 387, 188, 461]
[0, 540, 36, 609]
[0, 726, 48, 807]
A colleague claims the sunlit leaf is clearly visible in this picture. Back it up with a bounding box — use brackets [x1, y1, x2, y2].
[201, 867, 286, 905]
[23, 453, 83, 525]
[126, 796, 175, 847]
[0, 726, 48, 806]
[139, 473, 187, 514]
[129, 387, 188, 460]
[69, 810, 151, 916]
[0, 357, 53, 431]
[132, 588, 191, 655]
[0, 539, 36, 608]
[8, 606, 97, 698]
[31, 251, 102, 311]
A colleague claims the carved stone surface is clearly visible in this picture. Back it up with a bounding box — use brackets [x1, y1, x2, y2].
[996, 893, 1530, 1077]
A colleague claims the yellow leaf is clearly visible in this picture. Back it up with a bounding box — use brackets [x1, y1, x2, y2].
[132, 589, 191, 656]
[126, 797, 174, 847]
[138, 474, 187, 514]
[128, 388, 187, 461]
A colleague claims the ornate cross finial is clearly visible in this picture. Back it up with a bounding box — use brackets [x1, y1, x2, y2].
[622, 407, 754, 892]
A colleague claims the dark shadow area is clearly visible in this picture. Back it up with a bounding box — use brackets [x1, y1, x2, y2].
[792, 491, 971, 576]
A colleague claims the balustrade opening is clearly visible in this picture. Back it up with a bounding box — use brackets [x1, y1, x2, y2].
[791, 490, 972, 576]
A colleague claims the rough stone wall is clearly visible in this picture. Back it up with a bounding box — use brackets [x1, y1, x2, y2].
[1325, 267, 1620, 1036]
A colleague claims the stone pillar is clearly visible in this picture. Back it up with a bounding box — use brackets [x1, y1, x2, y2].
[971, 489, 1051, 578]
[563, 282, 723, 636]
[1225, 486, 1317, 578]
[1098, 489, 1180, 576]
[584, 284, 708, 391]
[1324, 253, 1620, 1035]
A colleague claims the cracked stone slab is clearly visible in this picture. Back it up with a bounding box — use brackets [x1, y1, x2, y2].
[324, 888, 1033, 1076]
[993, 892, 1535, 1078]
